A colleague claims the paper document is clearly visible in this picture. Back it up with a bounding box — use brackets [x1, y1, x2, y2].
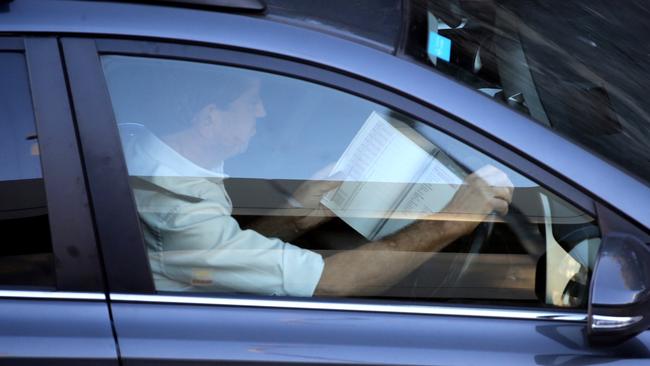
[322, 111, 465, 240]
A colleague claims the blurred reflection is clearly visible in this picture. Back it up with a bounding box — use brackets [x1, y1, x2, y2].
[407, 0, 650, 185]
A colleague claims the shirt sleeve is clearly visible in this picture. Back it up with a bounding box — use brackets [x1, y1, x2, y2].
[148, 194, 324, 297]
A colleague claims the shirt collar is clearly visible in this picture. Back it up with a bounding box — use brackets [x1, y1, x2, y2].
[118, 123, 229, 200]
[118, 122, 227, 179]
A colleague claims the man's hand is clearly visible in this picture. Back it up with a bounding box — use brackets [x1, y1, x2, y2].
[248, 164, 342, 241]
[292, 180, 341, 209]
[292, 163, 342, 209]
[291, 164, 343, 231]
[442, 165, 514, 236]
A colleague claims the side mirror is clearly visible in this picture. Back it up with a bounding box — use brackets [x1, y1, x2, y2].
[588, 233, 650, 345]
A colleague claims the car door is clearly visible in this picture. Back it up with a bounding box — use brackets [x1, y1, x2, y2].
[0, 37, 117, 365]
[62, 32, 650, 366]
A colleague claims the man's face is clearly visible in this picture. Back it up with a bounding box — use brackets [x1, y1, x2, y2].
[206, 81, 266, 159]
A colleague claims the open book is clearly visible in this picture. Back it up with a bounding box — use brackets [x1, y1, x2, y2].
[321, 111, 466, 241]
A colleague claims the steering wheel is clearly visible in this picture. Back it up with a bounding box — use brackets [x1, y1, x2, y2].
[453, 206, 546, 284]
[417, 205, 546, 298]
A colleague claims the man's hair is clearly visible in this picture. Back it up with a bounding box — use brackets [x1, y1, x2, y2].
[104, 56, 259, 136]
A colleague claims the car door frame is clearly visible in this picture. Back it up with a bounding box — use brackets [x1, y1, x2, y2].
[0, 36, 117, 365]
[61, 33, 650, 366]
[62, 34, 605, 290]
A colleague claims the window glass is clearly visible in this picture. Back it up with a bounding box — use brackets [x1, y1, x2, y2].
[103, 55, 600, 308]
[0, 52, 55, 288]
[405, 0, 650, 185]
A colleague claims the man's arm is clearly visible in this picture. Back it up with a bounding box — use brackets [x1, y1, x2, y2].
[243, 178, 340, 241]
[242, 208, 331, 242]
[314, 165, 514, 297]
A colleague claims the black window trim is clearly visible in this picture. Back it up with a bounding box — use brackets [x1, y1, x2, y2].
[0, 36, 104, 292]
[63, 36, 601, 295]
[0, 37, 24, 51]
[61, 37, 154, 293]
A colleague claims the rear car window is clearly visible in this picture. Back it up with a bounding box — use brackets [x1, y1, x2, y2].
[0, 52, 55, 289]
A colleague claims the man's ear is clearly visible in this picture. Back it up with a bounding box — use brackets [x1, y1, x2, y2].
[195, 103, 221, 138]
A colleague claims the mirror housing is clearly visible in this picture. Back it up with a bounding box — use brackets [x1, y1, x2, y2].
[588, 233, 650, 345]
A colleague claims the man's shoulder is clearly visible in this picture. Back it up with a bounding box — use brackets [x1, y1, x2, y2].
[132, 175, 232, 214]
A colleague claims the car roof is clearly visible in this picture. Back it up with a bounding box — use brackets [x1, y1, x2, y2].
[264, 0, 402, 52]
[54, 0, 404, 53]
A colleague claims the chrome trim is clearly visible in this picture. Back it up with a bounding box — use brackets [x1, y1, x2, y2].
[110, 293, 587, 322]
[0, 290, 105, 301]
[592, 315, 643, 330]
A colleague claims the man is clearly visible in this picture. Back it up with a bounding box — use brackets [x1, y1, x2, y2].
[117, 63, 513, 298]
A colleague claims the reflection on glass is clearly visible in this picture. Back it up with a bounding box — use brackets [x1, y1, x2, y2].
[103, 55, 599, 308]
[406, 0, 650, 185]
[0, 53, 54, 288]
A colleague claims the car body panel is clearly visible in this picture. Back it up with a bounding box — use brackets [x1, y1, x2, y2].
[111, 299, 649, 365]
[0, 295, 118, 366]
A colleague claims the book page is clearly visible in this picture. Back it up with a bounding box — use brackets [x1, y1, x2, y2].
[374, 155, 463, 238]
[322, 111, 464, 240]
[321, 112, 433, 239]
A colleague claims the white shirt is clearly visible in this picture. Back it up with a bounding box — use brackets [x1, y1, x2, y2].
[118, 123, 324, 297]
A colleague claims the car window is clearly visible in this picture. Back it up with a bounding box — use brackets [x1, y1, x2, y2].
[405, 0, 650, 186]
[102, 55, 600, 308]
[0, 52, 55, 289]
